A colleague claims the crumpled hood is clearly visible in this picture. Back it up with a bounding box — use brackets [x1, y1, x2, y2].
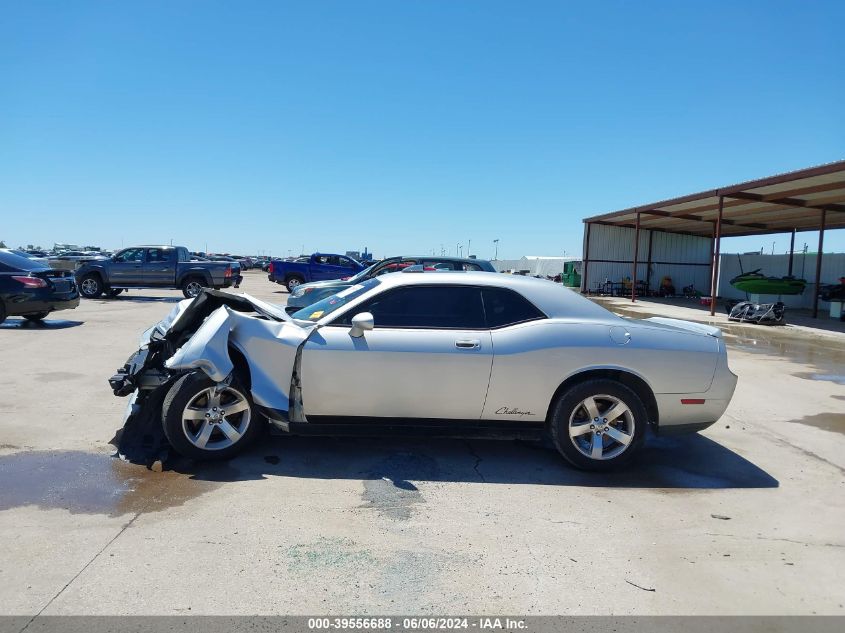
[140, 292, 294, 347]
[163, 304, 315, 411]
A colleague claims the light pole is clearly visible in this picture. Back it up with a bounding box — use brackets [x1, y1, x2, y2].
[458, 244, 463, 257]
[493, 239, 499, 260]
[467, 239, 471, 257]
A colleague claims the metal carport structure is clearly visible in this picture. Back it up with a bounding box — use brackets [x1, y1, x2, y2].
[582, 160, 845, 317]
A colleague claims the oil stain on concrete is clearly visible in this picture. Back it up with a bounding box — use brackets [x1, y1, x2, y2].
[0, 450, 218, 517]
[361, 452, 439, 520]
[791, 413, 845, 435]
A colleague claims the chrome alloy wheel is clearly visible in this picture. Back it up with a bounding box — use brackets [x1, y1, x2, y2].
[185, 280, 204, 297]
[568, 394, 635, 461]
[287, 278, 301, 289]
[181, 386, 251, 451]
[80, 278, 100, 296]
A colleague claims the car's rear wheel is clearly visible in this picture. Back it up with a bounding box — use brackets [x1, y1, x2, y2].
[23, 312, 49, 322]
[162, 371, 261, 460]
[79, 274, 104, 298]
[181, 277, 205, 299]
[549, 379, 646, 471]
[0, 301, 6, 325]
[285, 275, 304, 293]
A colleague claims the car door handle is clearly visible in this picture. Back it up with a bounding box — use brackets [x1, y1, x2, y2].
[455, 339, 480, 349]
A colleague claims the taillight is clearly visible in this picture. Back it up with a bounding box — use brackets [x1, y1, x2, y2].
[12, 276, 48, 288]
[268, 263, 274, 274]
[224, 266, 232, 278]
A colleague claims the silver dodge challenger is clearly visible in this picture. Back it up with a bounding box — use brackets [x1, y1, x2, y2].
[109, 271, 737, 470]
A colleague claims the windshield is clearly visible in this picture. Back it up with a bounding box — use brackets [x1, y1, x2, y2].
[291, 278, 381, 322]
[348, 262, 381, 283]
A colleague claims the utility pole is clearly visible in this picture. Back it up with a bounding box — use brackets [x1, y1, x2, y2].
[493, 239, 499, 260]
[467, 239, 471, 257]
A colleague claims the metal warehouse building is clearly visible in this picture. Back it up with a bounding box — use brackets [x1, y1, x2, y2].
[581, 160, 845, 317]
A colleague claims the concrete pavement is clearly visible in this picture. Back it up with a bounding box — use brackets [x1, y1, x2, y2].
[1, 271, 844, 615]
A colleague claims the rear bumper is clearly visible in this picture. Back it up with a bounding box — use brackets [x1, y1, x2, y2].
[4, 292, 80, 316]
[654, 348, 738, 434]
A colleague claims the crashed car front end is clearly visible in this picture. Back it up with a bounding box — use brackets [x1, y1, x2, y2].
[109, 290, 315, 461]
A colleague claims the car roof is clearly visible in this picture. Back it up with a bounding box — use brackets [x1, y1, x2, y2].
[370, 271, 617, 321]
[384, 255, 491, 263]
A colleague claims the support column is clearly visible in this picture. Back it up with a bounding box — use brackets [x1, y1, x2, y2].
[631, 212, 641, 302]
[788, 229, 796, 277]
[709, 196, 724, 316]
[646, 230, 654, 295]
[582, 223, 591, 293]
[708, 221, 716, 300]
[812, 209, 827, 318]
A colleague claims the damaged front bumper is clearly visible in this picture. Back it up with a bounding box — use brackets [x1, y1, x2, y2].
[109, 348, 171, 396]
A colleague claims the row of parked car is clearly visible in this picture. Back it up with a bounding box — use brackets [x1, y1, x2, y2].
[0, 244, 257, 324]
[0, 243, 497, 325]
[266, 252, 497, 312]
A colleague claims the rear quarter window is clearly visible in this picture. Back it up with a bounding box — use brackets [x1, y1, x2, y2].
[482, 287, 546, 328]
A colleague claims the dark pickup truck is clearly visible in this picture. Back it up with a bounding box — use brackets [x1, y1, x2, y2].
[75, 245, 237, 299]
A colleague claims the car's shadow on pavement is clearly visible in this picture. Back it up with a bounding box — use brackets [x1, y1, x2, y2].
[95, 296, 182, 304]
[177, 433, 779, 490]
[0, 318, 84, 330]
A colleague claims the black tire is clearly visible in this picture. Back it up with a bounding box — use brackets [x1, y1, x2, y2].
[79, 274, 104, 298]
[549, 379, 647, 471]
[0, 301, 6, 325]
[106, 289, 124, 298]
[23, 312, 49, 322]
[285, 275, 305, 293]
[181, 277, 206, 299]
[162, 371, 262, 460]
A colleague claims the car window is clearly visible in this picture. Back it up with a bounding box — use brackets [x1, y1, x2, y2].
[337, 285, 485, 329]
[114, 248, 144, 263]
[338, 256, 354, 268]
[482, 287, 546, 328]
[147, 248, 171, 263]
[0, 250, 44, 271]
[291, 278, 382, 322]
[462, 262, 483, 271]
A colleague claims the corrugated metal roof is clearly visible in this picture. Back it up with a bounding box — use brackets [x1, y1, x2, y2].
[584, 160, 845, 237]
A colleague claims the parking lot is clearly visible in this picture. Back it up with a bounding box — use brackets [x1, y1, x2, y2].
[1, 269, 844, 615]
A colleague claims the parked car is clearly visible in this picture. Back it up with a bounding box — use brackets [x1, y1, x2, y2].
[0, 250, 80, 324]
[285, 255, 496, 311]
[1, 248, 50, 268]
[109, 271, 737, 469]
[75, 245, 238, 299]
[268, 253, 365, 292]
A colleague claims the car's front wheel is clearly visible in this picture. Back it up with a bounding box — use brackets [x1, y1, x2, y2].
[162, 371, 261, 460]
[549, 379, 647, 471]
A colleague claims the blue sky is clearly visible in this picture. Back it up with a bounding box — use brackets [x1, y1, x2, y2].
[1, 0, 843, 259]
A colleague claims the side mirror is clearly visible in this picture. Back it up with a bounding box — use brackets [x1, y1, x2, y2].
[349, 312, 374, 338]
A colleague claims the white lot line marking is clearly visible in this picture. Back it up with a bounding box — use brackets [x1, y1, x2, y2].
[18, 512, 141, 632]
